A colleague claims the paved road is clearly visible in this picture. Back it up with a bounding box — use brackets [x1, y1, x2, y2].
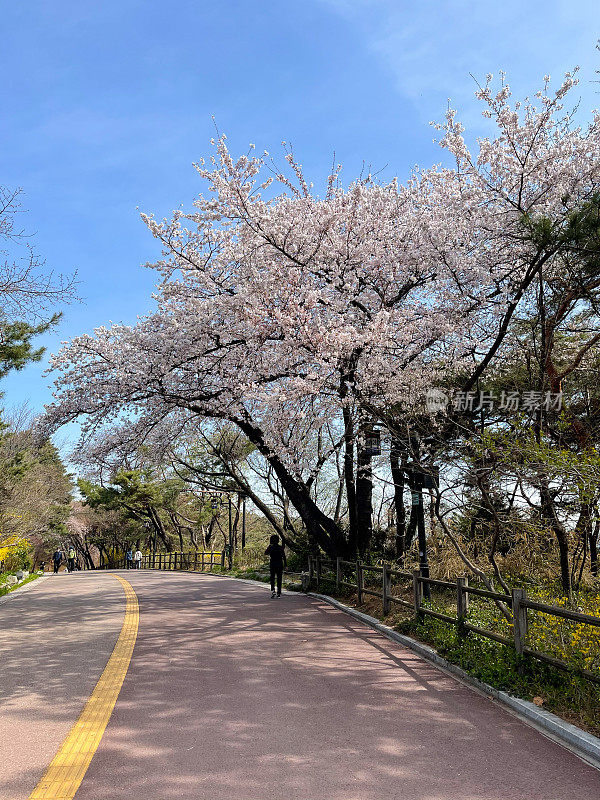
[1, 570, 600, 800]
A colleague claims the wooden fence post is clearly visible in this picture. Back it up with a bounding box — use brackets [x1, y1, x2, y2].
[194, 551, 198, 571]
[413, 569, 422, 619]
[316, 555, 321, 590]
[356, 560, 363, 604]
[336, 557, 341, 593]
[512, 588, 528, 656]
[382, 563, 390, 615]
[457, 576, 469, 634]
[308, 556, 314, 586]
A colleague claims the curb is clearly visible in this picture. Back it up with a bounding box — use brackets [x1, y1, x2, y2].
[308, 591, 600, 771]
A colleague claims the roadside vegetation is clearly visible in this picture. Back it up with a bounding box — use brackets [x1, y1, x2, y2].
[0, 187, 74, 575]
[0, 569, 43, 598]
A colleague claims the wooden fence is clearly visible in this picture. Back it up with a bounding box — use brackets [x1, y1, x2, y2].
[118, 550, 226, 572]
[308, 555, 600, 685]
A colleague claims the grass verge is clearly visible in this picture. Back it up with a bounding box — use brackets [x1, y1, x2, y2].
[0, 571, 43, 598]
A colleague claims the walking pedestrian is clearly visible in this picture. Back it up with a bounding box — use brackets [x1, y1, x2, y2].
[134, 549, 143, 569]
[264, 534, 286, 598]
[52, 549, 63, 574]
[67, 547, 76, 573]
[126, 549, 133, 569]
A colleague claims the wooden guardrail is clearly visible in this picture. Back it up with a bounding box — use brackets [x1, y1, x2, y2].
[307, 555, 600, 685]
[117, 550, 226, 572]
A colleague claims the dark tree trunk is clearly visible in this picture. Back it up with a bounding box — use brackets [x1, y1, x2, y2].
[590, 520, 599, 577]
[167, 512, 185, 551]
[148, 506, 172, 552]
[204, 517, 216, 547]
[390, 438, 406, 559]
[405, 470, 418, 551]
[98, 544, 108, 568]
[539, 479, 572, 598]
[355, 438, 373, 557]
[189, 526, 198, 549]
[342, 405, 358, 557]
[82, 541, 95, 569]
[236, 418, 349, 558]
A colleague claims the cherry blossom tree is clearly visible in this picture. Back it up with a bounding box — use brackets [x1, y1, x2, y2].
[45, 69, 600, 570]
[45, 140, 470, 557]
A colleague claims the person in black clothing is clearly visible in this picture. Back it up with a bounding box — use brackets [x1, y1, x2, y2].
[52, 550, 63, 574]
[264, 534, 286, 598]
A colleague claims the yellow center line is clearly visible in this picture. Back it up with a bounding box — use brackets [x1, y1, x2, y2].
[28, 575, 139, 800]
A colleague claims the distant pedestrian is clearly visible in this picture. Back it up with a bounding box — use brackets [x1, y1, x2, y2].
[134, 549, 143, 569]
[52, 549, 63, 574]
[264, 534, 286, 598]
[126, 549, 133, 569]
[67, 547, 76, 573]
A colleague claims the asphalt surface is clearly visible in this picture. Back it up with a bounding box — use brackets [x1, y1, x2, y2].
[2, 570, 600, 800]
[0, 573, 124, 799]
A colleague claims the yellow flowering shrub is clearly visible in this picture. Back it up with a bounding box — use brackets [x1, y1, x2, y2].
[526, 589, 600, 676]
[0, 536, 31, 572]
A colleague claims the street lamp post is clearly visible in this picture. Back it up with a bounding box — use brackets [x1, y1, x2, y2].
[241, 494, 247, 550]
[208, 488, 248, 566]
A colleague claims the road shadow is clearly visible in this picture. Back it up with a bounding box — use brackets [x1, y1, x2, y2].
[3, 571, 600, 800]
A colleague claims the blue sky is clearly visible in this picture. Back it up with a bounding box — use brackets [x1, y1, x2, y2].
[1, 0, 599, 445]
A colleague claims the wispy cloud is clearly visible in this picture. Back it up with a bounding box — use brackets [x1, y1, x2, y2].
[320, 0, 599, 129]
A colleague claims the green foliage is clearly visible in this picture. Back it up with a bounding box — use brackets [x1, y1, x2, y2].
[0, 314, 60, 379]
[0, 570, 42, 597]
[0, 426, 72, 557]
[79, 468, 175, 513]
